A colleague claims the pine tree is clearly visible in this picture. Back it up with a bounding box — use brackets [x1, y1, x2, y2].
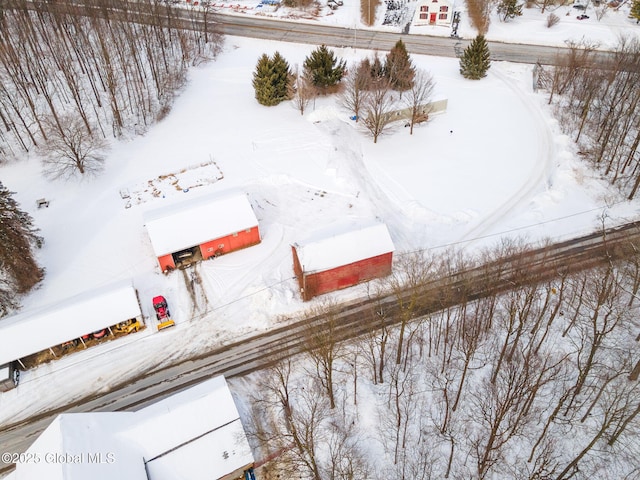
[356, 58, 373, 90]
[370, 55, 385, 84]
[631, 0, 640, 23]
[303, 45, 346, 92]
[271, 52, 292, 103]
[252, 52, 291, 106]
[0, 182, 44, 316]
[385, 39, 415, 92]
[497, 0, 522, 22]
[459, 34, 491, 80]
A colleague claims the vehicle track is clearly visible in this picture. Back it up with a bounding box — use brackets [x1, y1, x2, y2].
[459, 66, 556, 244]
[2, 222, 640, 475]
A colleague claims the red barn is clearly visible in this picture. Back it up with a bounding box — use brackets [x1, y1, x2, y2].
[144, 191, 261, 272]
[292, 223, 395, 301]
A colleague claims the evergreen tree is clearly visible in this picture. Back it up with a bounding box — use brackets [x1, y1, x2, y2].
[385, 39, 415, 92]
[252, 52, 291, 106]
[459, 34, 491, 80]
[271, 51, 292, 102]
[497, 0, 522, 22]
[303, 45, 346, 92]
[631, 0, 640, 23]
[370, 55, 385, 84]
[0, 182, 43, 316]
[356, 57, 373, 90]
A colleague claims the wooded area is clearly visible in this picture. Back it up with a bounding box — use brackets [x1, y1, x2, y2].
[545, 37, 640, 200]
[247, 242, 640, 479]
[0, 0, 221, 165]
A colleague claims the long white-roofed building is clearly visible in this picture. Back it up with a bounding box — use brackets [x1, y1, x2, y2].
[144, 190, 261, 272]
[0, 282, 142, 372]
[5, 376, 255, 480]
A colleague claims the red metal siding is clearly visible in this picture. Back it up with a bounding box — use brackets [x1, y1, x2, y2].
[296, 252, 393, 301]
[158, 226, 261, 271]
[199, 226, 260, 258]
[292, 246, 304, 291]
[158, 254, 175, 272]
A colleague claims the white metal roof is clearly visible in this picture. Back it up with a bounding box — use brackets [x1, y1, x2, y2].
[144, 191, 259, 257]
[294, 222, 395, 273]
[10, 376, 254, 480]
[131, 376, 254, 480]
[0, 282, 142, 366]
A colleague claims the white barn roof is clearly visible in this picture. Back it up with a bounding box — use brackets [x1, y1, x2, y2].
[127, 376, 254, 480]
[0, 282, 141, 366]
[144, 191, 259, 257]
[294, 222, 395, 273]
[9, 376, 254, 480]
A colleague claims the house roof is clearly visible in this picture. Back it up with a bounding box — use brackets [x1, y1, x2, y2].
[9, 376, 254, 480]
[144, 191, 259, 257]
[293, 222, 395, 273]
[0, 282, 142, 366]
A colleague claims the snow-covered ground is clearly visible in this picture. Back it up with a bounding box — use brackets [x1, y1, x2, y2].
[1, 0, 640, 433]
[205, 0, 640, 49]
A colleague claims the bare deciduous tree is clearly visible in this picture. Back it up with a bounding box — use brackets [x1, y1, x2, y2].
[291, 65, 314, 116]
[340, 63, 371, 122]
[386, 251, 433, 366]
[304, 300, 344, 409]
[40, 114, 107, 179]
[362, 79, 394, 143]
[323, 419, 370, 480]
[403, 68, 435, 135]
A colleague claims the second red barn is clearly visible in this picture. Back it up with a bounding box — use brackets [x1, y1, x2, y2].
[292, 223, 395, 301]
[144, 191, 261, 272]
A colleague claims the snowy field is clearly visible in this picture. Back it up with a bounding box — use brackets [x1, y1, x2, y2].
[1, 0, 640, 437]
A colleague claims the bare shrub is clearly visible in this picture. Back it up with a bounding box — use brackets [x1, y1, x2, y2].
[595, 4, 609, 20]
[282, 0, 314, 7]
[360, 0, 381, 26]
[466, 0, 491, 34]
[547, 12, 560, 27]
[291, 66, 314, 115]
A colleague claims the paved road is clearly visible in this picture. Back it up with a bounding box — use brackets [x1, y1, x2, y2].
[0, 3, 627, 476]
[3, 220, 640, 475]
[201, 12, 571, 65]
[12, 1, 613, 66]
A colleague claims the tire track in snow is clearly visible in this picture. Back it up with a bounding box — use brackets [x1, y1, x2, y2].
[318, 119, 420, 250]
[458, 66, 556, 245]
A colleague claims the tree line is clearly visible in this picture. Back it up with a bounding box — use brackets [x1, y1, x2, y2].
[252, 37, 491, 142]
[244, 240, 640, 479]
[0, 0, 222, 311]
[0, 0, 221, 175]
[252, 41, 438, 142]
[543, 37, 640, 199]
[0, 183, 43, 317]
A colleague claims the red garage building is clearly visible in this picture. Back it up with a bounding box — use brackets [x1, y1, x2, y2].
[292, 223, 395, 301]
[144, 191, 261, 272]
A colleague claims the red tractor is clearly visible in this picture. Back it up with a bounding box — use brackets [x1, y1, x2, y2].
[153, 295, 175, 331]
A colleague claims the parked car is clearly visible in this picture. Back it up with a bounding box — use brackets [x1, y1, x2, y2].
[0, 362, 20, 392]
[577, 14, 589, 19]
